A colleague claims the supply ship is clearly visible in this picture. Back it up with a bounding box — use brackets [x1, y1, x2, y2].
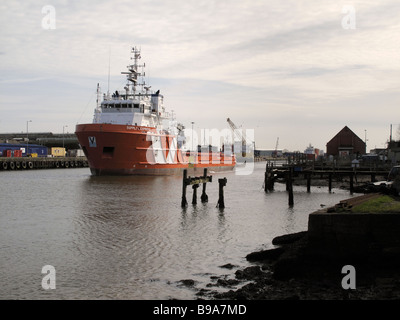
[75, 46, 236, 175]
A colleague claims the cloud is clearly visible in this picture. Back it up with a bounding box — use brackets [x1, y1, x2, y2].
[0, 0, 399, 151]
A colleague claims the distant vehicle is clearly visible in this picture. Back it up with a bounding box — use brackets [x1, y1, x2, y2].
[368, 165, 400, 193]
[388, 165, 400, 181]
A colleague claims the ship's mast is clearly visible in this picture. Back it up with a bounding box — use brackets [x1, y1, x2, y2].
[93, 83, 101, 123]
[121, 46, 147, 97]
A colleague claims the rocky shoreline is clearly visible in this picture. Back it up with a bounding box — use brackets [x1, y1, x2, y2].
[194, 231, 400, 300]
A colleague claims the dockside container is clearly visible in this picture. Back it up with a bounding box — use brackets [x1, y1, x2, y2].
[51, 147, 66, 157]
[4, 150, 12, 157]
[0, 143, 48, 157]
[14, 150, 22, 157]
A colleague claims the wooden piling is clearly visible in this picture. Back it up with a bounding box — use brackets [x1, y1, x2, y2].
[192, 184, 199, 205]
[328, 173, 332, 193]
[288, 167, 294, 206]
[181, 169, 188, 208]
[306, 173, 311, 193]
[264, 162, 268, 192]
[264, 162, 274, 192]
[201, 168, 209, 203]
[217, 178, 227, 209]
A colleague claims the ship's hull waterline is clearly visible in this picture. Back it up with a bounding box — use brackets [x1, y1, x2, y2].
[75, 123, 235, 176]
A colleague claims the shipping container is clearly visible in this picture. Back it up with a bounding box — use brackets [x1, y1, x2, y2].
[0, 143, 48, 157]
[51, 147, 66, 157]
[4, 150, 12, 157]
[14, 150, 22, 157]
[68, 149, 85, 157]
[28, 146, 48, 157]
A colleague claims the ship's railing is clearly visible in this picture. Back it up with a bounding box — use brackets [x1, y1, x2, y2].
[103, 92, 155, 101]
[101, 108, 139, 113]
[182, 151, 236, 164]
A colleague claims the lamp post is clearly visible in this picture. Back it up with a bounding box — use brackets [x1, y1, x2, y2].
[26, 120, 32, 156]
[63, 125, 68, 150]
[191, 121, 194, 151]
[364, 129, 368, 154]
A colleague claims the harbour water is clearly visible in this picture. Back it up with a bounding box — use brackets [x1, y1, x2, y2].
[0, 162, 357, 300]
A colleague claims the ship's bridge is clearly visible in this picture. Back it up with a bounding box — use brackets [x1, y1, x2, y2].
[96, 94, 166, 127]
[101, 100, 146, 113]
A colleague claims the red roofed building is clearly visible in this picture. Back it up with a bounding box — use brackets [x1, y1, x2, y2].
[326, 126, 366, 157]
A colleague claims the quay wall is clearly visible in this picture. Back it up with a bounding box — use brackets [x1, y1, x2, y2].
[307, 195, 400, 262]
[0, 157, 88, 171]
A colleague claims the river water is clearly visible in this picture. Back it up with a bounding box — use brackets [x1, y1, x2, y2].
[0, 162, 357, 300]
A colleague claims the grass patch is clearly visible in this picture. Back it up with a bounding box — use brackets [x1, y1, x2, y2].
[352, 195, 400, 213]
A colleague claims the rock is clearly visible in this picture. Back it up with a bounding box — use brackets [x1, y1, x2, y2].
[179, 279, 196, 287]
[195, 288, 211, 296]
[272, 231, 307, 245]
[219, 263, 237, 269]
[235, 266, 264, 280]
[272, 256, 302, 280]
[216, 278, 240, 287]
[246, 247, 284, 262]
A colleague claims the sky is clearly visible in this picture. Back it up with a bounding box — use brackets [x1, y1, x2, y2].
[1, 0, 399, 152]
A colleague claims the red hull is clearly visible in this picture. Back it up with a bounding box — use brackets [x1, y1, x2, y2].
[75, 123, 235, 175]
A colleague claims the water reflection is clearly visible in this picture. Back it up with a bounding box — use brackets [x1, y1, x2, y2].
[0, 164, 360, 299]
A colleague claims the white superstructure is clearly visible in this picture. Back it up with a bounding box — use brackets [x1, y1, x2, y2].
[93, 46, 177, 133]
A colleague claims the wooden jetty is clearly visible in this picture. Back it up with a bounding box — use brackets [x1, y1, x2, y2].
[264, 161, 391, 205]
[0, 157, 88, 171]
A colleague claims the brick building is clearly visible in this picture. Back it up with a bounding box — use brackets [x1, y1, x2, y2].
[326, 126, 366, 157]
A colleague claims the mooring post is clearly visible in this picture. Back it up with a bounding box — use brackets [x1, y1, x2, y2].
[288, 167, 294, 206]
[371, 173, 376, 183]
[328, 173, 332, 193]
[264, 162, 269, 192]
[264, 162, 274, 192]
[306, 173, 311, 193]
[217, 178, 227, 209]
[192, 184, 199, 205]
[181, 169, 188, 208]
[201, 168, 209, 203]
[269, 162, 274, 191]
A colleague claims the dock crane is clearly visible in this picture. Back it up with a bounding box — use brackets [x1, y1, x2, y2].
[227, 118, 248, 157]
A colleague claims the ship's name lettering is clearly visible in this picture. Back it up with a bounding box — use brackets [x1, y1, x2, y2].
[127, 126, 147, 131]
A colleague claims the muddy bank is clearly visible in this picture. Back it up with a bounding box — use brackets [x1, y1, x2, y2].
[196, 231, 400, 300]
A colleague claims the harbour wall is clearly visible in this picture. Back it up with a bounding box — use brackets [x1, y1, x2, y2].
[307, 194, 400, 262]
[0, 157, 88, 171]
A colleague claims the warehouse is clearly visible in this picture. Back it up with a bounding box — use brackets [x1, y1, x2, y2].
[326, 126, 366, 157]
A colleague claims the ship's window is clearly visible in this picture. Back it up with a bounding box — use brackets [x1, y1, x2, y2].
[134, 104, 139, 108]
